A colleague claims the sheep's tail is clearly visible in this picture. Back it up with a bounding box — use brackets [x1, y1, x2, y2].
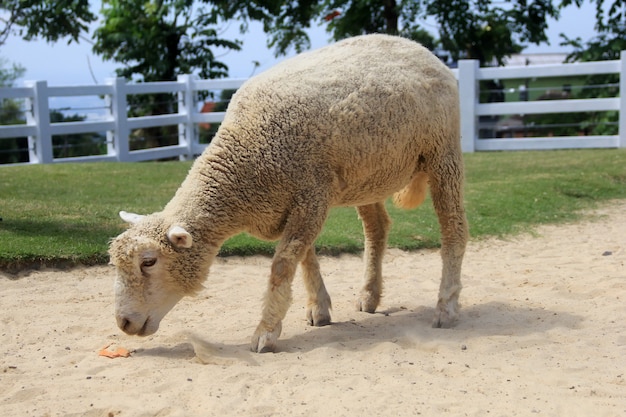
[392, 171, 429, 209]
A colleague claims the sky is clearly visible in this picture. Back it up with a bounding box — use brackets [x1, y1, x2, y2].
[1, 2, 600, 88]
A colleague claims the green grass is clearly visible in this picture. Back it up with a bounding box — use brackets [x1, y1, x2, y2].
[1, 149, 625, 270]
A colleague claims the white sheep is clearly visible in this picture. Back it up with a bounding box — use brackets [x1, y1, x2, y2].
[109, 34, 469, 353]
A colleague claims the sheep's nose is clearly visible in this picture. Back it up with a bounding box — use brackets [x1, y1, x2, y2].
[117, 316, 131, 333]
[116, 314, 140, 335]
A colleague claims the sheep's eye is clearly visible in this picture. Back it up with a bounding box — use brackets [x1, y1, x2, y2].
[141, 258, 157, 268]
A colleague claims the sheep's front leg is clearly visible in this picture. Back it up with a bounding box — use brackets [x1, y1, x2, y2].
[355, 202, 391, 313]
[251, 200, 328, 353]
[301, 246, 332, 326]
[251, 253, 297, 353]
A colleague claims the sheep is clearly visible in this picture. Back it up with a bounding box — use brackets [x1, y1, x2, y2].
[109, 34, 469, 353]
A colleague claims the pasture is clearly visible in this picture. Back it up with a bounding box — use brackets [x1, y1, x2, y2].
[1, 148, 625, 270]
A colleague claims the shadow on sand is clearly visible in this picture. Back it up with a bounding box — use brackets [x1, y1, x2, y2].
[279, 301, 583, 353]
[130, 300, 583, 361]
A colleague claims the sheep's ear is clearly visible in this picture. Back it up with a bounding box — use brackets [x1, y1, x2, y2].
[168, 226, 193, 249]
[119, 211, 145, 224]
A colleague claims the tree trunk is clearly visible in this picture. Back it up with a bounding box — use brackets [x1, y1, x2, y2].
[383, 0, 398, 34]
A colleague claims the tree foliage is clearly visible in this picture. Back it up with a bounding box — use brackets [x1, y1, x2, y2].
[0, 0, 95, 46]
[558, 0, 624, 136]
[94, 0, 241, 82]
[0, 59, 27, 164]
[93, 0, 243, 150]
[427, 0, 558, 64]
[561, 0, 625, 62]
[48, 111, 107, 159]
[209, 0, 559, 65]
[209, 0, 320, 56]
[0, 60, 107, 164]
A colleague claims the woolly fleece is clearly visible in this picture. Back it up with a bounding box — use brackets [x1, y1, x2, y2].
[109, 34, 468, 353]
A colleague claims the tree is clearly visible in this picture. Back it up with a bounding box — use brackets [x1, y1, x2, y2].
[50, 111, 107, 159]
[559, 0, 625, 136]
[0, 60, 107, 163]
[94, 0, 241, 82]
[93, 0, 242, 149]
[210, 0, 321, 56]
[210, 0, 559, 65]
[426, 0, 559, 64]
[0, 58, 27, 164]
[560, 0, 625, 62]
[0, 0, 95, 46]
[198, 88, 236, 143]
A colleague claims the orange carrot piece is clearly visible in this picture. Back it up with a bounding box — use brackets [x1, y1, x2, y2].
[98, 343, 131, 358]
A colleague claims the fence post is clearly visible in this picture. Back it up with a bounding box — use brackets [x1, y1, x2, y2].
[457, 59, 479, 153]
[106, 78, 130, 161]
[177, 74, 196, 160]
[617, 50, 626, 148]
[25, 80, 53, 163]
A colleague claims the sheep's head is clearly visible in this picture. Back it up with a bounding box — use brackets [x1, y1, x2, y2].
[109, 211, 204, 337]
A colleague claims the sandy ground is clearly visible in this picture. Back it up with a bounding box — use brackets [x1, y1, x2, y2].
[1, 201, 625, 417]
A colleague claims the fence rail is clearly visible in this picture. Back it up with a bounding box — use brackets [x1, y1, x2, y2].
[1, 52, 625, 165]
[456, 51, 625, 152]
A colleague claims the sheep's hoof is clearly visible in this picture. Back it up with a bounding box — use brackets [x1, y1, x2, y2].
[432, 300, 459, 329]
[306, 305, 331, 327]
[356, 292, 380, 314]
[251, 321, 282, 353]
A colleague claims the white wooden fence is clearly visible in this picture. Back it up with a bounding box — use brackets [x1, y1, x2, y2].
[456, 51, 626, 152]
[1, 52, 625, 165]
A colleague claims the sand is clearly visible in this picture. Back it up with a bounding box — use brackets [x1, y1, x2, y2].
[1, 201, 625, 417]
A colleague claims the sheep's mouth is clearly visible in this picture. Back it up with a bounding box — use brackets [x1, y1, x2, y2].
[136, 317, 158, 337]
[118, 314, 158, 336]
[136, 319, 150, 336]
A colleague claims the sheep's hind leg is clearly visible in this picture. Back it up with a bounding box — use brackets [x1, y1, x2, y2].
[301, 246, 332, 326]
[251, 201, 328, 353]
[355, 202, 391, 313]
[428, 152, 468, 328]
